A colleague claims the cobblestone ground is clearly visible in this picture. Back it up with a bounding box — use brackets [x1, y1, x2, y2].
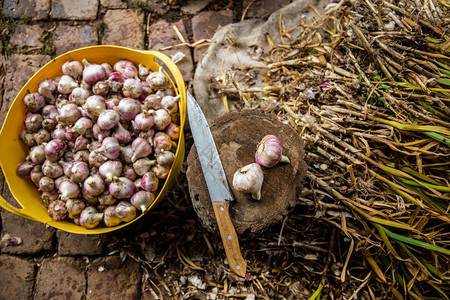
[0, 0, 293, 299]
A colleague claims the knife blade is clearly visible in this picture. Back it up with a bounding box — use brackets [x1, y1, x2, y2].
[186, 91, 247, 277]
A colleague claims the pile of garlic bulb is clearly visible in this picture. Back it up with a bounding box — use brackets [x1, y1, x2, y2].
[16, 58, 180, 229]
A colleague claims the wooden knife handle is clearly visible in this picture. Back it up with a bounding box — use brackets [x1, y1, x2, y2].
[212, 201, 247, 277]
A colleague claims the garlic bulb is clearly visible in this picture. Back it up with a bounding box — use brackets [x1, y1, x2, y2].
[255, 135, 290, 168]
[232, 163, 264, 200]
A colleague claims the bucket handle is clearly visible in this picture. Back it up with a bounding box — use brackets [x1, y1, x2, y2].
[0, 194, 39, 222]
[145, 50, 187, 126]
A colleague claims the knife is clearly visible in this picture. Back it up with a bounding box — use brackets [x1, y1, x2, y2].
[186, 91, 247, 277]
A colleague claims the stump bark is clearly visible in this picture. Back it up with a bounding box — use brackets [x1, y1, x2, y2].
[186, 109, 307, 237]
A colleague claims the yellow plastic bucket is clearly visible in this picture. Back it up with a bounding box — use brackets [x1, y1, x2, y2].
[0, 45, 186, 234]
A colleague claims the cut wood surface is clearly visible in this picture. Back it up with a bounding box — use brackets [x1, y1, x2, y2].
[187, 109, 307, 236]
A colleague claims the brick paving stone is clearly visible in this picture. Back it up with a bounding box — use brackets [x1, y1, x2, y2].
[0, 54, 50, 127]
[102, 9, 145, 49]
[9, 24, 44, 48]
[51, 0, 99, 20]
[57, 230, 104, 256]
[0, 255, 35, 299]
[192, 10, 234, 62]
[142, 0, 172, 15]
[100, 0, 127, 9]
[2, 0, 50, 20]
[1, 184, 54, 254]
[243, 0, 290, 19]
[86, 255, 141, 300]
[54, 24, 99, 56]
[148, 19, 194, 82]
[34, 256, 86, 300]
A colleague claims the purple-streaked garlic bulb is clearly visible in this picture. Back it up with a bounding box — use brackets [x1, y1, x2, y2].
[120, 145, 134, 164]
[92, 124, 110, 142]
[74, 150, 90, 162]
[131, 137, 152, 162]
[54, 176, 69, 190]
[58, 75, 78, 94]
[83, 174, 105, 197]
[161, 95, 179, 114]
[44, 139, 66, 162]
[255, 135, 290, 168]
[42, 105, 58, 120]
[20, 129, 37, 147]
[70, 87, 90, 106]
[62, 161, 74, 177]
[88, 150, 107, 168]
[23, 92, 46, 112]
[152, 109, 171, 131]
[65, 199, 86, 218]
[113, 122, 132, 144]
[107, 72, 124, 92]
[156, 150, 175, 166]
[114, 201, 136, 222]
[25, 113, 43, 132]
[105, 96, 120, 109]
[34, 128, 51, 144]
[58, 180, 80, 199]
[140, 171, 158, 192]
[70, 161, 90, 183]
[113, 60, 134, 73]
[109, 177, 135, 199]
[71, 117, 93, 136]
[92, 80, 110, 96]
[30, 166, 44, 186]
[232, 163, 264, 200]
[98, 191, 116, 206]
[62, 60, 83, 79]
[48, 200, 68, 221]
[103, 206, 121, 227]
[122, 78, 142, 98]
[165, 123, 180, 140]
[41, 190, 58, 207]
[122, 64, 138, 79]
[16, 161, 34, 177]
[38, 79, 57, 103]
[82, 59, 106, 85]
[130, 191, 154, 211]
[79, 206, 103, 229]
[116, 98, 141, 121]
[38, 176, 55, 193]
[122, 164, 137, 181]
[57, 103, 81, 126]
[73, 136, 89, 151]
[51, 125, 66, 141]
[99, 160, 123, 182]
[143, 94, 162, 110]
[28, 145, 46, 164]
[152, 164, 170, 179]
[41, 118, 57, 131]
[152, 132, 172, 154]
[146, 67, 170, 90]
[83, 95, 106, 120]
[97, 109, 120, 130]
[138, 64, 150, 80]
[101, 62, 113, 76]
[96, 137, 120, 160]
[132, 111, 154, 132]
[133, 158, 156, 176]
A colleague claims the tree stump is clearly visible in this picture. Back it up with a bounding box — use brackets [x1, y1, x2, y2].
[186, 109, 307, 237]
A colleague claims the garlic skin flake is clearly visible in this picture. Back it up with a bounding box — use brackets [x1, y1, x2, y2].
[232, 163, 264, 200]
